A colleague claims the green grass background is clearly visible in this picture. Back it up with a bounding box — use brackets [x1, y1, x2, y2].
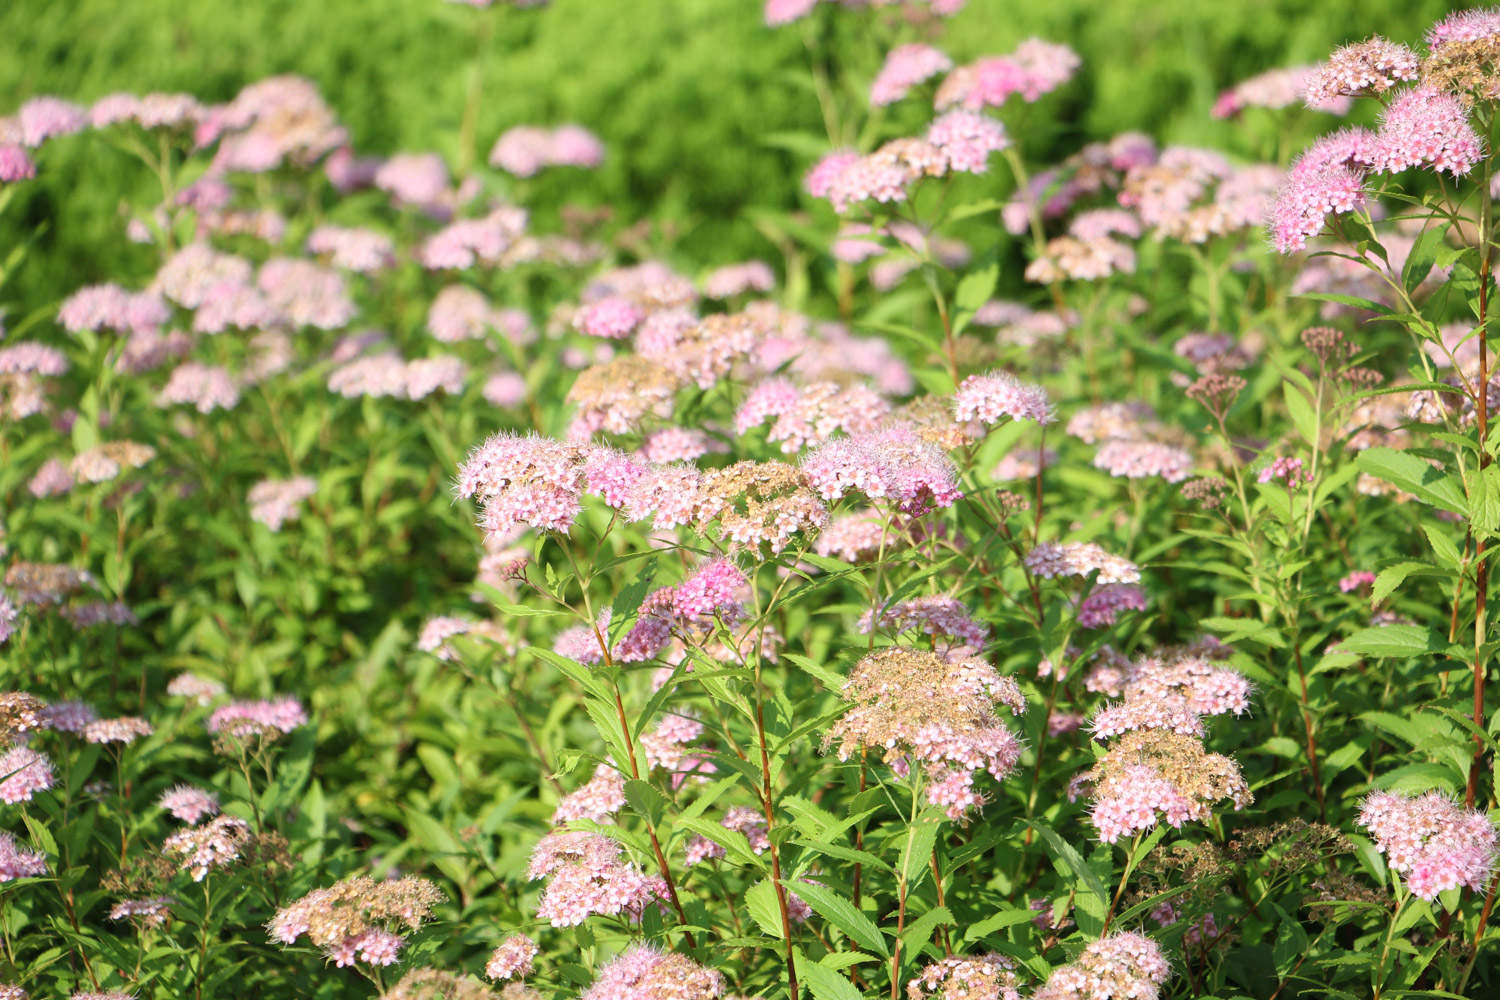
[0, 0, 1455, 306]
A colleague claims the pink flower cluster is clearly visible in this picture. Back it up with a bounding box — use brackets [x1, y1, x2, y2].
[871, 44, 953, 106]
[954, 372, 1053, 425]
[1359, 790, 1498, 900]
[581, 945, 724, 1000]
[1025, 542, 1140, 585]
[1093, 440, 1194, 482]
[802, 425, 962, 514]
[0, 832, 46, 881]
[553, 764, 627, 823]
[489, 124, 604, 177]
[527, 830, 666, 927]
[860, 595, 988, 647]
[248, 477, 317, 531]
[485, 935, 539, 981]
[0, 747, 54, 803]
[206, 696, 307, 735]
[1033, 932, 1171, 1000]
[1077, 583, 1148, 628]
[936, 40, 1081, 110]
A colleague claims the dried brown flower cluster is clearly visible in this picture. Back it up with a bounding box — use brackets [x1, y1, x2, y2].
[567, 356, 683, 435]
[268, 875, 444, 951]
[0, 693, 43, 748]
[1423, 35, 1500, 101]
[696, 461, 830, 554]
[69, 440, 156, 483]
[4, 562, 95, 606]
[382, 968, 498, 1000]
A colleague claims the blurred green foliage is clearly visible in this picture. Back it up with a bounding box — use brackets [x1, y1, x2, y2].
[0, 0, 1453, 305]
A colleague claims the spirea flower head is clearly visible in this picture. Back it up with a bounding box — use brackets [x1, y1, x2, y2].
[306, 225, 394, 272]
[1026, 236, 1135, 283]
[1214, 65, 1350, 118]
[0, 693, 43, 745]
[954, 372, 1053, 425]
[0, 832, 46, 881]
[566, 355, 683, 434]
[872, 44, 953, 106]
[1257, 455, 1311, 488]
[802, 424, 962, 514]
[162, 815, 251, 880]
[1067, 401, 1158, 444]
[159, 785, 221, 824]
[268, 875, 444, 964]
[703, 260, 775, 299]
[861, 595, 988, 647]
[1118, 653, 1251, 717]
[1025, 542, 1140, 585]
[0, 145, 34, 183]
[804, 150, 861, 198]
[1087, 730, 1251, 843]
[907, 953, 1023, 1000]
[486, 935, 539, 981]
[1340, 569, 1376, 593]
[692, 460, 831, 555]
[248, 476, 317, 531]
[167, 674, 225, 704]
[1371, 85, 1483, 176]
[17, 96, 86, 146]
[84, 717, 153, 746]
[158, 362, 240, 414]
[374, 152, 450, 208]
[109, 897, 172, 929]
[526, 830, 665, 927]
[573, 296, 644, 339]
[1304, 38, 1419, 106]
[1077, 584, 1149, 628]
[553, 764, 627, 824]
[1359, 790, 1498, 900]
[1268, 131, 1377, 253]
[582, 945, 725, 1000]
[1428, 7, 1500, 51]
[60, 284, 170, 334]
[457, 433, 586, 536]
[1093, 440, 1194, 482]
[0, 342, 67, 376]
[1032, 931, 1171, 1000]
[926, 110, 1010, 174]
[69, 441, 157, 485]
[765, 0, 818, 27]
[489, 124, 604, 176]
[207, 696, 307, 735]
[827, 648, 1025, 804]
[937, 42, 1080, 109]
[0, 746, 54, 803]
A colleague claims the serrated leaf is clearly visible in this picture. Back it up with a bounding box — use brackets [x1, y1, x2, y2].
[746, 879, 785, 938]
[1355, 448, 1466, 514]
[795, 950, 863, 1000]
[1338, 624, 1437, 659]
[790, 879, 888, 956]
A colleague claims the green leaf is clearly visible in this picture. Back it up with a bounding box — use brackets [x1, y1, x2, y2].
[1283, 383, 1318, 447]
[789, 880, 888, 956]
[1401, 223, 1448, 293]
[1028, 820, 1111, 918]
[1355, 448, 1466, 514]
[795, 950, 864, 1000]
[746, 879, 785, 938]
[899, 819, 942, 893]
[623, 779, 668, 826]
[1338, 624, 1438, 659]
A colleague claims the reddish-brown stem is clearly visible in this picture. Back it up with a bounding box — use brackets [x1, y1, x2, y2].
[930, 849, 952, 956]
[753, 695, 799, 1000]
[1290, 643, 1326, 820]
[1471, 185, 1493, 810]
[610, 683, 697, 949]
